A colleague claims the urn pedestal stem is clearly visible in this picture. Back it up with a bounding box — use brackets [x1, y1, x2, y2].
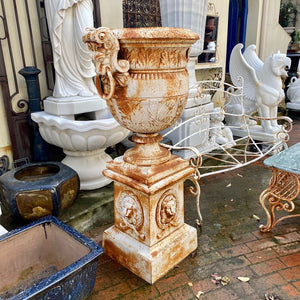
[124, 133, 171, 166]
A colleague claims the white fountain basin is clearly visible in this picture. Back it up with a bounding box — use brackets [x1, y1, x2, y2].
[31, 110, 130, 190]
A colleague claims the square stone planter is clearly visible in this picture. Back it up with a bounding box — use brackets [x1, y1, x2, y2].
[0, 216, 103, 299]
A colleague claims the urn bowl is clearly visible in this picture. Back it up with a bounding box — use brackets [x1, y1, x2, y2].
[84, 27, 199, 134]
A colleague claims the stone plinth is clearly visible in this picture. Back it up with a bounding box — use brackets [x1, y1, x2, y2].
[44, 95, 106, 117]
[103, 223, 196, 284]
[287, 102, 300, 111]
[102, 155, 197, 283]
[230, 125, 280, 143]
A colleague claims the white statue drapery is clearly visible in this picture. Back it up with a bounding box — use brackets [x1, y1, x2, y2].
[45, 0, 98, 98]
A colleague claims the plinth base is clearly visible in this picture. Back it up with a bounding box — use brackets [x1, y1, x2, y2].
[44, 95, 107, 116]
[103, 223, 197, 284]
[230, 125, 279, 142]
[287, 102, 300, 111]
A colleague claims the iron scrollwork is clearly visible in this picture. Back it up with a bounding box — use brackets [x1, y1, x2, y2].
[259, 168, 300, 232]
[160, 143, 203, 226]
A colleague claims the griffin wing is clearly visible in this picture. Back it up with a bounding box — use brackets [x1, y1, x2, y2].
[243, 44, 263, 79]
[229, 43, 259, 101]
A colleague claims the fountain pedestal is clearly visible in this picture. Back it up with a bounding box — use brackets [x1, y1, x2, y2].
[103, 155, 197, 283]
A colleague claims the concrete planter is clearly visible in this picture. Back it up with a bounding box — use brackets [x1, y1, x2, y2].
[0, 216, 103, 299]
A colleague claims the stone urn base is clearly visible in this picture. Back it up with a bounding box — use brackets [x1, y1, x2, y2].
[104, 223, 196, 284]
[102, 155, 197, 284]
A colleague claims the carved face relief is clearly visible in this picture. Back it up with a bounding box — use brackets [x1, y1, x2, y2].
[271, 53, 291, 77]
[156, 190, 179, 231]
[161, 196, 177, 223]
[117, 190, 144, 232]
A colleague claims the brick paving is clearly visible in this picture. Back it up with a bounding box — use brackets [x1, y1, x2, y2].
[85, 116, 300, 300]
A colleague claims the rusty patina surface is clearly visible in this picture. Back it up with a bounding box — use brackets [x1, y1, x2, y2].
[260, 143, 300, 232]
[84, 27, 199, 284]
[84, 27, 197, 134]
[83, 27, 198, 166]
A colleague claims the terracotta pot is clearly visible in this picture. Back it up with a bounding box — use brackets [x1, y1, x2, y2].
[83, 27, 198, 165]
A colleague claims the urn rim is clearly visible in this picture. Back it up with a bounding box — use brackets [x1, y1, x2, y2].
[112, 27, 199, 42]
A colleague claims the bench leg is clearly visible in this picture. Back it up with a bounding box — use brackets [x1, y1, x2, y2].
[259, 168, 300, 232]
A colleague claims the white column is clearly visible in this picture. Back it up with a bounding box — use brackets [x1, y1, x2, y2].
[259, 0, 291, 60]
[0, 87, 12, 166]
[99, 0, 123, 28]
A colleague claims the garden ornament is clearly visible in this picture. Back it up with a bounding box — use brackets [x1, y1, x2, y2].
[229, 44, 291, 133]
[287, 76, 300, 104]
[44, 0, 99, 98]
[84, 26, 200, 284]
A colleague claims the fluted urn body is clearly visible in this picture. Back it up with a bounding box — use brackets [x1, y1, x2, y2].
[83, 27, 199, 165]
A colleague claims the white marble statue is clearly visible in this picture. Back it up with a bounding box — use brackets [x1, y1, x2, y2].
[33, 0, 129, 190]
[210, 107, 236, 148]
[287, 77, 300, 104]
[287, 57, 300, 107]
[229, 44, 291, 133]
[45, 0, 98, 98]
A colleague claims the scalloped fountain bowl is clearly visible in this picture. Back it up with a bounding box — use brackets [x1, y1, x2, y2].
[31, 109, 130, 190]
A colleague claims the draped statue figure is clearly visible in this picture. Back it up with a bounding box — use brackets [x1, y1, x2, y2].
[45, 0, 98, 98]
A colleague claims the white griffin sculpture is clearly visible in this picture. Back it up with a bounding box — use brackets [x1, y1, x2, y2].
[287, 77, 300, 104]
[229, 44, 291, 133]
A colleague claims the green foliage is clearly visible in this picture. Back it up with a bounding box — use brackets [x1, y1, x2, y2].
[279, 0, 298, 28]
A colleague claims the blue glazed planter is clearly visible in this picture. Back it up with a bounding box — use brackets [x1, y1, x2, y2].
[0, 162, 79, 221]
[0, 216, 103, 299]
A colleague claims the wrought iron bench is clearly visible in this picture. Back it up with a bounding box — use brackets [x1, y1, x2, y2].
[161, 80, 294, 227]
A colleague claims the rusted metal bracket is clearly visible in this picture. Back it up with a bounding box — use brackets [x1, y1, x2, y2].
[161, 143, 203, 226]
[259, 168, 300, 232]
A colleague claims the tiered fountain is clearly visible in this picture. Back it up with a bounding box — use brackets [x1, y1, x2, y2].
[83, 27, 200, 283]
[31, 1, 129, 190]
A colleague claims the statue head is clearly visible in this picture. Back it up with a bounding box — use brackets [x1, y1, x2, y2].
[268, 52, 291, 78]
[210, 107, 225, 124]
